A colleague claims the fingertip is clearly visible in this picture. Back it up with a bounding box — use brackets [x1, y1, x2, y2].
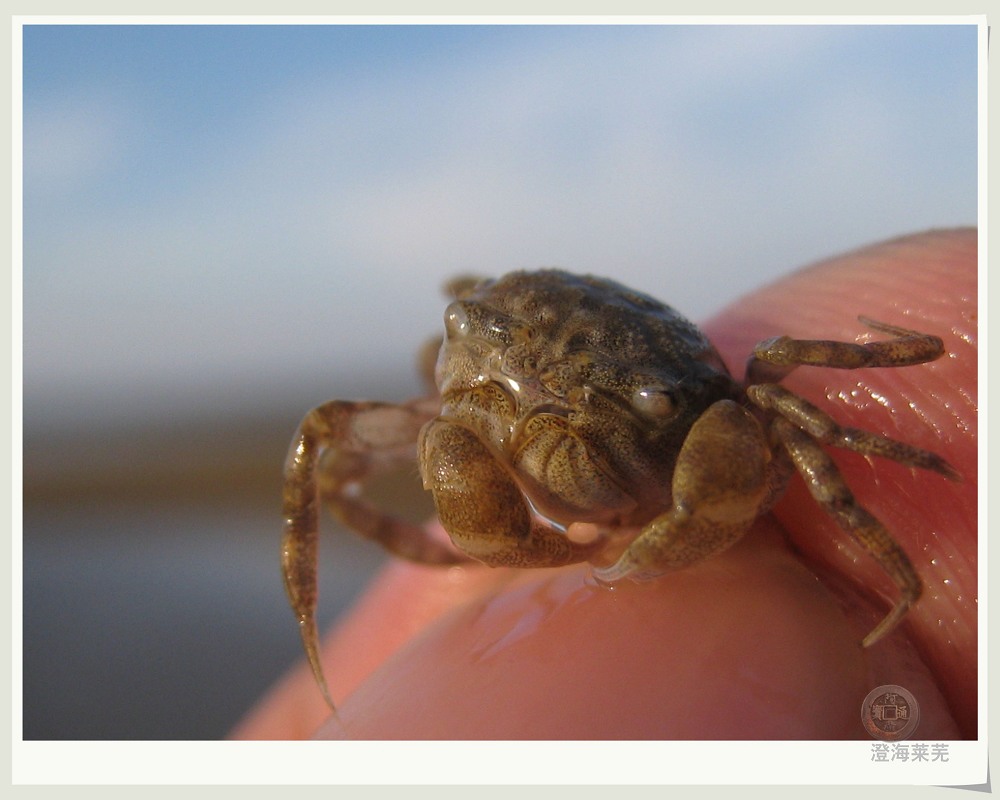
[702, 228, 978, 737]
[323, 524, 898, 739]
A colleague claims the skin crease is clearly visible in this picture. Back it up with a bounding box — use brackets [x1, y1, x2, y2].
[230, 228, 977, 741]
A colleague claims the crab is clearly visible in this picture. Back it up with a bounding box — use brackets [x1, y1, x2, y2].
[280, 269, 959, 708]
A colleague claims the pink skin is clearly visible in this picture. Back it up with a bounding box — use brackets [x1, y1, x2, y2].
[231, 229, 977, 740]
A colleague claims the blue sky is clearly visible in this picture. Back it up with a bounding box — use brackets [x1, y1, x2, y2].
[21, 22, 979, 429]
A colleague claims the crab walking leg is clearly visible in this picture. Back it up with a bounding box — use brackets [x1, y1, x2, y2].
[419, 418, 603, 567]
[745, 317, 946, 385]
[769, 416, 922, 647]
[281, 398, 463, 709]
[747, 384, 960, 481]
[594, 400, 772, 582]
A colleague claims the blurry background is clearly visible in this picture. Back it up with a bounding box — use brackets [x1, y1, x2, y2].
[20, 22, 978, 739]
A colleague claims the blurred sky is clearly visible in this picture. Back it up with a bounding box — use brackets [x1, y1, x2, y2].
[21, 22, 979, 431]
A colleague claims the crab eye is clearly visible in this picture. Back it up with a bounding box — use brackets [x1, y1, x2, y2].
[444, 302, 470, 338]
[631, 386, 676, 418]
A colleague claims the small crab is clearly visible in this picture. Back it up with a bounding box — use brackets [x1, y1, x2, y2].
[281, 269, 959, 707]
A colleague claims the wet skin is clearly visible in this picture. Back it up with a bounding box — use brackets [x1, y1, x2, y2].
[232, 228, 976, 740]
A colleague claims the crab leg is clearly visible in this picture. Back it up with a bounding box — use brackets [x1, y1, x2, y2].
[745, 317, 946, 385]
[767, 416, 923, 646]
[740, 318, 959, 644]
[281, 397, 464, 708]
[593, 400, 772, 582]
[745, 383, 958, 645]
[747, 383, 960, 481]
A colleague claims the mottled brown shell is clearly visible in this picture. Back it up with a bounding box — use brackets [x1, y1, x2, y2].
[436, 270, 741, 524]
